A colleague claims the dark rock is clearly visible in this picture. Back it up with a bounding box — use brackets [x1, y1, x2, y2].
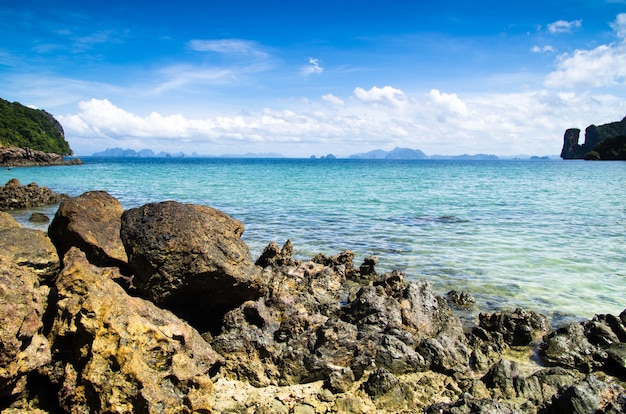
[324, 365, 355, 394]
[514, 367, 578, 408]
[28, 212, 49, 223]
[0, 178, 68, 210]
[0, 147, 82, 167]
[44, 247, 221, 413]
[357, 255, 378, 279]
[478, 308, 548, 346]
[446, 290, 476, 309]
[362, 368, 399, 398]
[425, 394, 525, 414]
[256, 239, 296, 268]
[541, 322, 605, 372]
[541, 310, 626, 379]
[48, 191, 128, 270]
[482, 359, 521, 399]
[120, 201, 264, 333]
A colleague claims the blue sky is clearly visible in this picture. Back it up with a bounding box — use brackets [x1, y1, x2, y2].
[1, 0, 625, 157]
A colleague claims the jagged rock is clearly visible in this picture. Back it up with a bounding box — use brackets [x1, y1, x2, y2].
[446, 290, 476, 309]
[478, 308, 548, 346]
[45, 247, 222, 413]
[541, 310, 626, 378]
[362, 368, 399, 398]
[256, 240, 295, 268]
[0, 256, 51, 400]
[546, 375, 625, 414]
[425, 394, 526, 414]
[48, 191, 127, 269]
[0, 178, 68, 210]
[120, 201, 264, 333]
[0, 213, 59, 280]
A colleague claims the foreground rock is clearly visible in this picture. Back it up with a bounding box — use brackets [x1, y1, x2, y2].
[41, 248, 222, 413]
[0, 178, 68, 210]
[0, 211, 59, 280]
[120, 201, 264, 333]
[48, 191, 128, 270]
[0, 146, 82, 167]
[1, 192, 625, 413]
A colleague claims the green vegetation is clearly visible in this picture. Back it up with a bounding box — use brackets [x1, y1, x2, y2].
[591, 135, 626, 160]
[0, 98, 72, 155]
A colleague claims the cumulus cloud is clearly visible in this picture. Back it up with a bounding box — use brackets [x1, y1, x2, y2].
[353, 86, 407, 107]
[302, 57, 323, 76]
[322, 93, 344, 106]
[427, 89, 468, 116]
[547, 19, 582, 34]
[544, 14, 626, 88]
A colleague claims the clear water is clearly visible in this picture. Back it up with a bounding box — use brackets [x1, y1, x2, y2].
[3, 157, 625, 323]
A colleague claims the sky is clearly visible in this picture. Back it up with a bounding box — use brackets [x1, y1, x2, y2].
[1, 0, 626, 157]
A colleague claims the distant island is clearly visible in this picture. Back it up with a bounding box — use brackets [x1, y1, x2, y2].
[92, 146, 519, 160]
[561, 116, 626, 160]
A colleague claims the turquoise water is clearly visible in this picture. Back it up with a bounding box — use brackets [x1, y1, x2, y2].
[3, 157, 625, 323]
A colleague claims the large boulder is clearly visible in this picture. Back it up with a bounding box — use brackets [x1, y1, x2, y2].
[45, 247, 222, 413]
[0, 212, 59, 280]
[0, 257, 51, 398]
[120, 201, 264, 333]
[48, 191, 127, 269]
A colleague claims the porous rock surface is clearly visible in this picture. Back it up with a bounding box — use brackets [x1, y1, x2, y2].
[0, 191, 625, 413]
[43, 247, 221, 413]
[48, 190, 128, 269]
[0, 178, 68, 210]
[120, 201, 264, 332]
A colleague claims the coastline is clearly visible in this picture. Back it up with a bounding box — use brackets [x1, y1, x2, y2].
[0, 146, 82, 167]
[1, 188, 625, 412]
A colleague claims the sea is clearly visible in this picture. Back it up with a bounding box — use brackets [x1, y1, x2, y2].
[3, 157, 625, 325]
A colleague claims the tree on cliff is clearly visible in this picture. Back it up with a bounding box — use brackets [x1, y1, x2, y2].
[0, 98, 72, 155]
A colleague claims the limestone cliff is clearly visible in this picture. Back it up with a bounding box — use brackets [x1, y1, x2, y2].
[561, 116, 626, 160]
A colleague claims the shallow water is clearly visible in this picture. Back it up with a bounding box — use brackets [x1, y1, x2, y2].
[4, 157, 625, 323]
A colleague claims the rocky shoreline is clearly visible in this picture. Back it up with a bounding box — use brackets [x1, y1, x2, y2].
[0, 146, 82, 167]
[0, 189, 625, 413]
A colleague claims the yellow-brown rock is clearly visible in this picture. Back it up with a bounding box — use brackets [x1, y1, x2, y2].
[47, 247, 222, 413]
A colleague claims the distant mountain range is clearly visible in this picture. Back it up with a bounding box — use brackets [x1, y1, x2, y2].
[91, 146, 551, 160]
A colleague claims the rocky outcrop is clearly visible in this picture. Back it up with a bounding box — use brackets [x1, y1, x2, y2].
[43, 248, 221, 413]
[0, 178, 68, 210]
[120, 201, 265, 333]
[561, 116, 626, 159]
[0, 146, 81, 167]
[1, 191, 625, 413]
[48, 191, 128, 270]
[0, 257, 51, 400]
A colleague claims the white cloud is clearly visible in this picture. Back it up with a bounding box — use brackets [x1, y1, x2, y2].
[353, 86, 408, 107]
[188, 39, 267, 57]
[531, 45, 556, 53]
[302, 57, 323, 76]
[427, 89, 468, 116]
[547, 19, 582, 34]
[610, 13, 626, 39]
[544, 15, 626, 88]
[322, 93, 345, 106]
